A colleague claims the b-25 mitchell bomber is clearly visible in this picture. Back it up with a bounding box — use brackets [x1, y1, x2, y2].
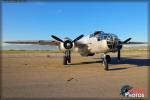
[5, 31, 146, 71]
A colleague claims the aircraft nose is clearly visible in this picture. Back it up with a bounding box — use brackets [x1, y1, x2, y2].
[107, 39, 118, 49]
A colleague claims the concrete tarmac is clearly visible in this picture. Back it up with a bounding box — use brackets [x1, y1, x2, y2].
[1, 51, 149, 99]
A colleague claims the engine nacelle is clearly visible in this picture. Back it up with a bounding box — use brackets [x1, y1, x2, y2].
[59, 42, 74, 51]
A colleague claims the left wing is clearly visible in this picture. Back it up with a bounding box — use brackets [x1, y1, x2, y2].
[4, 40, 60, 46]
[74, 41, 88, 48]
[123, 42, 148, 44]
[4, 40, 88, 47]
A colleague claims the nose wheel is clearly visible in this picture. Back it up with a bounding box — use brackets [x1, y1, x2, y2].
[102, 54, 111, 71]
[63, 50, 71, 65]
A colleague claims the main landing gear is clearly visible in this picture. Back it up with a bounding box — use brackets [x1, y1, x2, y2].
[101, 54, 111, 71]
[63, 50, 71, 65]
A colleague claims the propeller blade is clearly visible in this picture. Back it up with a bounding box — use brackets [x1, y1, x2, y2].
[123, 38, 131, 44]
[51, 35, 64, 42]
[72, 34, 84, 42]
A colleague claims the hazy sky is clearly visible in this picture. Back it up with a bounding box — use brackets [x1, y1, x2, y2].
[2, 2, 148, 42]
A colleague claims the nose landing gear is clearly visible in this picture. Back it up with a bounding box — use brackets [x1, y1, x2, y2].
[63, 50, 71, 65]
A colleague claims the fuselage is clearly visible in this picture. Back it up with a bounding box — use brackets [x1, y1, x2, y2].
[59, 31, 120, 56]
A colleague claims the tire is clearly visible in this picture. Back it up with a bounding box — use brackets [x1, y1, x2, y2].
[63, 56, 67, 65]
[106, 55, 111, 63]
[103, 59, 108, 71]
[68, 56, 71, 63]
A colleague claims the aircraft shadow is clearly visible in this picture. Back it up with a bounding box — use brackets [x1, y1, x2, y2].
[108, 67, 129, 71]
[69, 57, 150, 70]
[109, 57, 150, 67]
[70, 60, 102, 65]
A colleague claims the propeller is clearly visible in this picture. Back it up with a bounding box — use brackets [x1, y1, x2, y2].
[122, 38, 131, 44]
[51, 35, 64, 42]
[117, 38, 132, 61]
[72, 34, 84, 42]
[51, 34, 84, 49]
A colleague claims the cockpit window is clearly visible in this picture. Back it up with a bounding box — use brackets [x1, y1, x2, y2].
[89, 31, 118, 41]
[89, 31, 104, 38]
[94, 31, 100, 36]
[103, 35, 107, 39]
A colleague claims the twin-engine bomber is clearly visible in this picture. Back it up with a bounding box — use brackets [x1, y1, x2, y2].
[5, 31, 146, 71]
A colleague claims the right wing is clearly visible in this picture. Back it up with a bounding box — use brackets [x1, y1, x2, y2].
[4, 40, 60, 46]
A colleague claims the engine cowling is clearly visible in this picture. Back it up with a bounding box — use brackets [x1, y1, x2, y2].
[63, 40, 73, 49]
[59, 42, 74, 51]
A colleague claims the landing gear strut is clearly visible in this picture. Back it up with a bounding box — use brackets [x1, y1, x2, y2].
[63, 50, 71, 65]
[102, 54, 111, 71]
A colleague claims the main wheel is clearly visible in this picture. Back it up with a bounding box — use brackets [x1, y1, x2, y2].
[106, 55, 111, 63]
[63, 56, 67, 65]
[103, 59, 108, 71]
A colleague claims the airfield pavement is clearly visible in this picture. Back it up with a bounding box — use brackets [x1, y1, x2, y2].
[1, 51, 150, 99]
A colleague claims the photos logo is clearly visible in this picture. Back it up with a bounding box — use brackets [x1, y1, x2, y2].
[120, 85, 144, 98]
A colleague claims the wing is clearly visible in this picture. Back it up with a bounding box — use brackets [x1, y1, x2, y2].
[123, 42, 148, 44]
[4, 40, 60, 46]
[74, 41, 88, 48]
